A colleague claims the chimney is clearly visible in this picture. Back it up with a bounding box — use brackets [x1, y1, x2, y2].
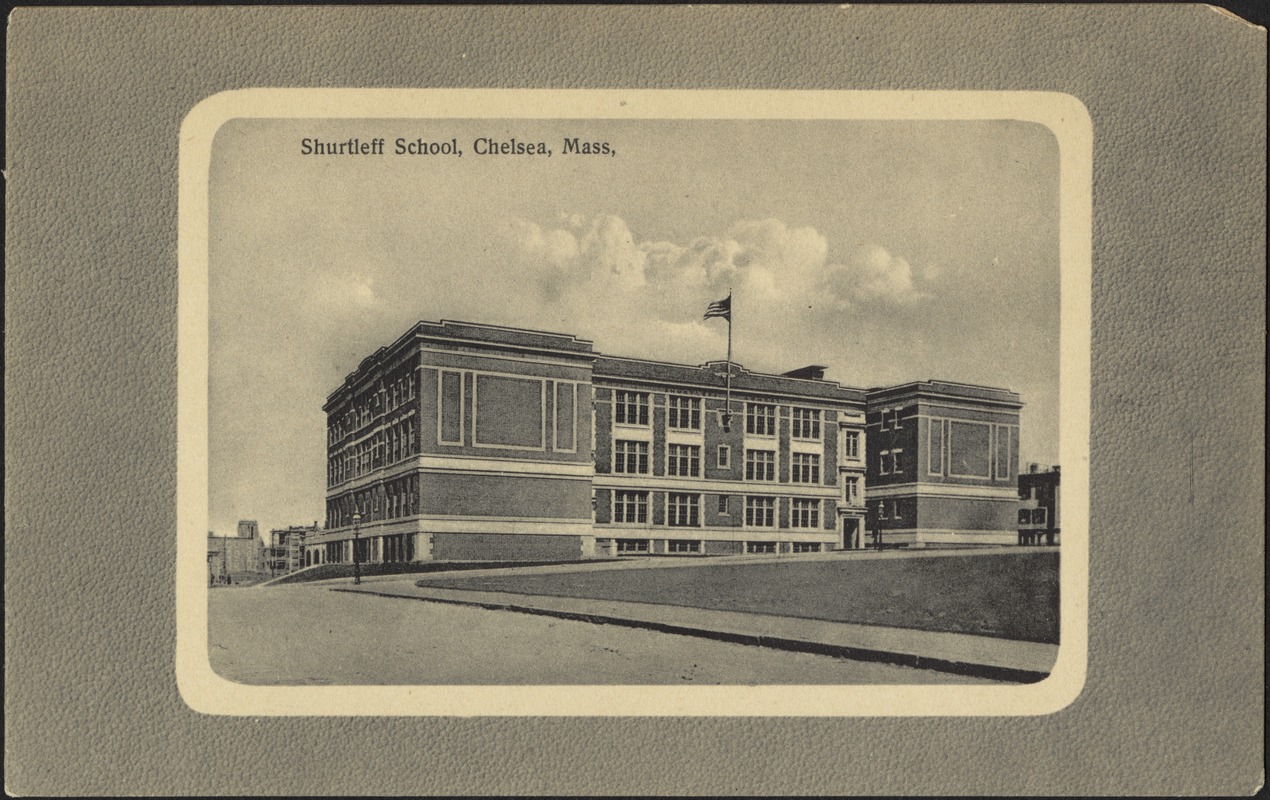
[1029, 463, 1040, 473]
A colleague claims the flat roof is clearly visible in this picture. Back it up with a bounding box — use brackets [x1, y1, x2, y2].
[865, 379, 1022, 407]
[326, 319, 596, 406]
[593, 355, 866, 404]
[325, 319, 1020, 411]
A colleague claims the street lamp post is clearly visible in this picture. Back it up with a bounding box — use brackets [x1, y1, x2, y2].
[352, 511, 362, 585]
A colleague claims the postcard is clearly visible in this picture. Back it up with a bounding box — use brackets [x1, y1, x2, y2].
[177, 88, 1091, 716]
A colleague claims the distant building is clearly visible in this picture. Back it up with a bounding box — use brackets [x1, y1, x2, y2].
[237, 520, 259, 541]
[267, 523, 320, 575]
[314, 319, 1023, 562]
[207, 524, 265, 584]
[865, 381, 1023, 548]
[1018, 464, 1061, 545]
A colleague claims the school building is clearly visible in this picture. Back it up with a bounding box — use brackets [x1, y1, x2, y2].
[307, 319, 1021, 564]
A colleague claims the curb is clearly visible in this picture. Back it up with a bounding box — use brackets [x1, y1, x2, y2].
[331, 587, 1050, 684]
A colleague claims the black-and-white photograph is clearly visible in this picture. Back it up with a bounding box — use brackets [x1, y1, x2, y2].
[185, 91, 1085, 712]
[12, 4, 1263, 793]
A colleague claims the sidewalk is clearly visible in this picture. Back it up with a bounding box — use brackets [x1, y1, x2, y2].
[333, 578, 1058, 684]
[302, 545, 1055, 587]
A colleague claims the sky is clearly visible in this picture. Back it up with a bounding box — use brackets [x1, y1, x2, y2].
[208, 116, 1061, 539]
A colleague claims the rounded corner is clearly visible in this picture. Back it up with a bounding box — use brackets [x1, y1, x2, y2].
[179, 89, 256, 150]
[1025, 653, 1088, 717]
[174, 664, 221, 717]
[1035, 91, 1094, 142]
[175, 640, 247, 717]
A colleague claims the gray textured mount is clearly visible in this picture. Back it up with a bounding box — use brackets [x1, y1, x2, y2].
[5, 6, 1264, 796]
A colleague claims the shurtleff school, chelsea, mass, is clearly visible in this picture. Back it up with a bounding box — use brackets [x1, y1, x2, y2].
[303, 317, 1028, 567]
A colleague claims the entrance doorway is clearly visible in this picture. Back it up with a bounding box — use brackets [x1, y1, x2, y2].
[843, 518, 861, 550]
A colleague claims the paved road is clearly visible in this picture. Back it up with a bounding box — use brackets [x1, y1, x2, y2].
[209, 584, 1002, 685]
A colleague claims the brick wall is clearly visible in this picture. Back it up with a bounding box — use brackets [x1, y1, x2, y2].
[593, 388, 612, 474]
[778, 409, 791, 483]
[704, 539, 743, 555]
[593, 488, 612, 524]
[431, 533, 583, 561]
[703, 397, 743, 480]
[916, 495, 1018, 531]
[420, 473, 591, 520]
[823, 410, 839, 483]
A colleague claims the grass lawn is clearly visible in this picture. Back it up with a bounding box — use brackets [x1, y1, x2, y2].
[416, 551, 1059, 644]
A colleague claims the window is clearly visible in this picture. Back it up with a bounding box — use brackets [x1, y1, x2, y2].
[1018, 508, 1032, 525]
[616, 538, 649, 553]
[614, 391, 649, 426]
[891, 449, 903, 474]
[746, 541, 777, 554]
[614, 440, 649, 474]
[844, 476, 861, 505]
[667, 444, 701, 477]
[667, 396, 701, 430]
[745, 496, 776, 527]
[717, 495, 729, 515]
[879, 450, 891, 475]
[890, 409, 903, 429]
[791, 498, 820, 528]
[792, 542, 821, 553]
[1033, 508, 1048, 525]
[746, 403, 776, 436]
[791, 453, 821, 484]
[667, 493, 700, 527]
[668, 540, 700, 553]
[717, 445, 730, 469]
[791, 408, 821, 439]
[614, 491, 649, 524]
[745, 449, 776, 481]
[891, 500, 901, 521]
[844, 430, 861, 459]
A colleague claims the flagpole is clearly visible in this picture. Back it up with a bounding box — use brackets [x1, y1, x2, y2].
[725, 289, 733, 427]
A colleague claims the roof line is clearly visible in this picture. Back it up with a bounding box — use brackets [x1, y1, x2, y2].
[433, 318, 595, 346]
[596, 353, 862, 392]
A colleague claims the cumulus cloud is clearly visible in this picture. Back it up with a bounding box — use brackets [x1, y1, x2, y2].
[823, 243, 931, 306]
[496, 213, 935, 368]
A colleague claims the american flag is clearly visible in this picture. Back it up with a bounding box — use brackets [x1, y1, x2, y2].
[703, 295, 731, 321]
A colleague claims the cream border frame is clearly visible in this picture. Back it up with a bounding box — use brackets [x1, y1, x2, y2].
[178, 88, 1090, 718]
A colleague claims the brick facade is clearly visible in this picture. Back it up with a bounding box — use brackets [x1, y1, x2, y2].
[865, 381, 1024, 548]
[312, 320, 1024, 563]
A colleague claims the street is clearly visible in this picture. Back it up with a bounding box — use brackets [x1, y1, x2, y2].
[209, 582, 1002, 685]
